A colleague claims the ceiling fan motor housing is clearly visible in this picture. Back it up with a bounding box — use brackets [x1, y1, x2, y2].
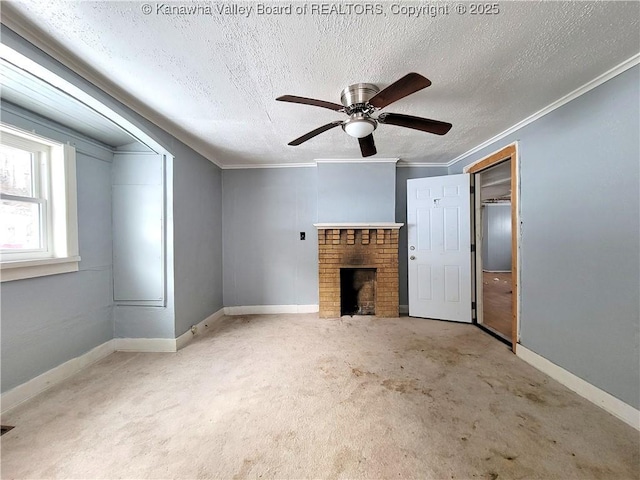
[340, 83, 380, 110]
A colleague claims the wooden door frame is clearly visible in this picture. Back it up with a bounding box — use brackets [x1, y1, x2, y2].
[465, 143, 519, 352]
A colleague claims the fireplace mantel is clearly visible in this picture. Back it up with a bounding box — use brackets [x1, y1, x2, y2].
[314, 222, 403, 229]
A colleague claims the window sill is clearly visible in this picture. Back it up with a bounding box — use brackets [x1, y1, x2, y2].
[0, 256, 81, 282]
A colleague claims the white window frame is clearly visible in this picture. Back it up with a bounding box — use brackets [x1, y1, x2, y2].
[1, 133, 51, 259]
[0, 123, 80, 281]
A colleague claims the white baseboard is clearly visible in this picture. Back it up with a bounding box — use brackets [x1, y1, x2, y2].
[1, 339, 116, 414]
[516, 344, 640, 431]
[224, 304, 319, 315]
[1, 309, 231, 414]
[113, 338, 177, 353]
[175, 308, 225, 350]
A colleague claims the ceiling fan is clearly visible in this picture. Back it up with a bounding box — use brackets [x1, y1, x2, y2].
[276, 73, 452, 157]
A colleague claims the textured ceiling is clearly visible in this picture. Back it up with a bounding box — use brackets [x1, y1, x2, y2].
[2, 1, 639, 167]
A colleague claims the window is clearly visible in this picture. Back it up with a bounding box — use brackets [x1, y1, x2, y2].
[1, 133, 50, 256]
[0, 124, 79, 281]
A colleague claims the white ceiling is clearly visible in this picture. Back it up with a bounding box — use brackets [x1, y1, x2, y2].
[2, 1, 639, 167]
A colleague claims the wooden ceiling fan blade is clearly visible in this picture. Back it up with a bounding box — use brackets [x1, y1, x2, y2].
[378, 113, 452, 135]
[277, 95, 344, 111]
[288, 121, 343, 146]
[368, 73, 432, 109]
[358, 134, 377, 157]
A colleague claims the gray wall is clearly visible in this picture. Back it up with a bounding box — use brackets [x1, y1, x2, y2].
[173, 155, 223, 336]
[3, 26, 225, 342]
[450, 66, 640, 409]
[482, 204, 512, 272]
[4, 25, 637, 411]
[112, 154, 175, 339]
[112, 153, 165, 304]
[113, 145, 224, 340]
[0, 103, 114, 392]
[222, 168, 318, 307]
[318, 162, 396, 222]
[223, 164, 450, 310]
[395, 166, 449, 308]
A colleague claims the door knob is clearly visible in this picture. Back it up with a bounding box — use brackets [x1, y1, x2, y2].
[410, 246, 415, 250]
[410, 256, 416, 260]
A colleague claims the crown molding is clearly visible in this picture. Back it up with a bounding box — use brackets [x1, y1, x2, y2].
[315, 157, 399, 164]
[226, 157, 404, 169]
[222, 162, 317, 170]
[446, 52, 640, 168]
[396, 161, 449, 168]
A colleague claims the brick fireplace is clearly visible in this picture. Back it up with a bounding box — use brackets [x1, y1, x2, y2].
[314, 223, 403, 318]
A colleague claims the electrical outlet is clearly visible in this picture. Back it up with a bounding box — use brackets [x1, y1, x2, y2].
[300, 232, 305, 240]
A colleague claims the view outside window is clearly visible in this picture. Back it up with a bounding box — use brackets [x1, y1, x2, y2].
[0, 144, 42, 251]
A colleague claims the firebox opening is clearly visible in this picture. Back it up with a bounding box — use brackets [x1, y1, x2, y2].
[340, 268, 376, 316]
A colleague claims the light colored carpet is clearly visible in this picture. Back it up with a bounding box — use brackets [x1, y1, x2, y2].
[1, 314, 638, 479]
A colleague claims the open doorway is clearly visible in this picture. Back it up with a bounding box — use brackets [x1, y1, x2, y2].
[478, 161, 512, 341]
[466, 144, 518, 351]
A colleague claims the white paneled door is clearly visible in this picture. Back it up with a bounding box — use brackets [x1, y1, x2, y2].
[407, 174, 472, 322]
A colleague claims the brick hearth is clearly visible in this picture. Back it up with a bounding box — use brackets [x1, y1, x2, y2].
[315, 223, 402, 318]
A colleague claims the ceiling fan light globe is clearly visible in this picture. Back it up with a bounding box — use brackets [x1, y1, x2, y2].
[343, 118, 376, 138]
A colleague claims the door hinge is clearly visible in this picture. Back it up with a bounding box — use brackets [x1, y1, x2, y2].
[470, 185, 475, 194]
[472, 301, 476, 310]
[471, 244, 476, 253]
